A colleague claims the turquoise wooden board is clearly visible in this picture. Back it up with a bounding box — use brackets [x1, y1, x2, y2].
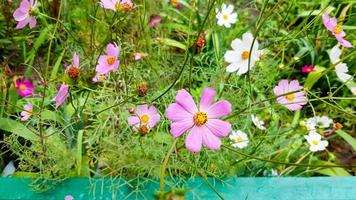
[0, 177, 355, 199]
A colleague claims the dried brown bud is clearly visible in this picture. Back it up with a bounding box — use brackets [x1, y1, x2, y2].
[333, 122, 343, 130]
[128, 107, 135, 114]
[138, 125, 149, 135]
[196, 32, 206, 51]
[67, 66, 80, 79]
[138, 82, 148, 97]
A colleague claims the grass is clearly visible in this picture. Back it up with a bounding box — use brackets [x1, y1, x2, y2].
[0, 0, 356, 198]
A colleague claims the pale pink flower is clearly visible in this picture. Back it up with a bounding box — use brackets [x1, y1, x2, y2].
[273, 80, 307, 111]
[20, 103, 33, 121]
[92, 73, 107, 82]
[166, 87, 232, 152]
[64, 195, 74, 200]
[322, 13, 352, 48]
[134, 52, 148, 61]
[51, 84, 69, 109]
[13, 0, 38, 29]
[127, 104, 161, 134]
[65, 52, 80, 79]
[65, 52, 79, 72]
[15, 77, 35, 97]
[100, 0, 133, 12]
[149, 15, 161, 29]
[95, 43, 120, 76]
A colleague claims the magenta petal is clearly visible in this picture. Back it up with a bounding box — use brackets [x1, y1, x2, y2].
[128, 116, 139, 125]
[199, 87, 216, 112]
[206, 100, 232, 118]
[107, 43, 120, 56]
[148, 114, 161, 128]
[136, 104, 148, 116]
[16, 19, 29, 29]
[166, 103, 193, 121]
[185, 126, 203, 152]
[205, 119, 232, 137]
[29, 16, 36, 29]
[175, 89, 198, 114]
[336, 36, 353, 48]
[73, 52, 79, 67]
[170, 119, 194, 138]
[201, 126, 221, 150]
[19, 0, 30, 12]
[13, 9, 28, 21]
[52, 84, 69, 109]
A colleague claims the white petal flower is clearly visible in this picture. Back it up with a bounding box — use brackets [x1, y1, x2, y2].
[335, 63, 352, 82]
[251, 115, 266, 130]
[329, 45, 342, 64]
[20, 103, 33, 121]
[351, 87, 356, 96]
[224, 32, 262, 75]
[304, 131, 328, 152]
[306, 116, 333, 129]
[229, 130, 249, 149]
[216, 4, 237, 28]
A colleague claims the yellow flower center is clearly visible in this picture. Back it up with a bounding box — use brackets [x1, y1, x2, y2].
[140, 114, 149, 123]
[241, 51, 250, 60]
[107, 56, 115, 65]
[333, 25, 342, 35]
[223, 14, 229, 20]
[115, 3, 122, 11]
[286, 93, 295, 101]
[193, 112, 208, 126]
[97, 74, 105, 81]
[19, 84, 26, 91]
[234, 136, 243, 143]
[312, 140, 319, 145]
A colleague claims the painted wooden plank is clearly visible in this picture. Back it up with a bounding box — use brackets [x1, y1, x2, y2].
[0, 177, 355, 200]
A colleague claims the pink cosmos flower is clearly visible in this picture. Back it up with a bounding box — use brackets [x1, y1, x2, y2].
[92, 73, 107, 82]
[95, 43, 120, 76]
[64, 195, 74, 200]
[322, 13, 352, 48]
[273, 80, 307, 111]
[301, 65, 315, 73]
[149, 15, 161, 29]
[13, 0, 38, 29]
[65, 52, 80, 79]
[51, 84, 69, 109]
[20, 103, 33, 121]
[100, 0, 133, 12]
[127, 104, 161, 134]
[169, 0, 182, 10]
[15, 77, 35, 97]
[166, 87, 232, 152]
[134, 52, 148, 61]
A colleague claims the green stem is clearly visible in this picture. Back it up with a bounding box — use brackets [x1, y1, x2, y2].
[222, 145, 356, 168]
[159, 138, 178, 192]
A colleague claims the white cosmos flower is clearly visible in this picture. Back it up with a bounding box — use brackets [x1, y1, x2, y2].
[251, 115, 266, 130]
[306, 116, 333, 129]
[329, 45, 353, 83]
[216, 4, 237, 28]
[224, 32, 262, 75]
[335, 63, 352, 82]
[304, 131, 328, 152]
[229, 130, 249, 149]
[351, 87, 356, 95]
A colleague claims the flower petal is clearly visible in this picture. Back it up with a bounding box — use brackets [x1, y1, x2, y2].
[206, 100, 232, 118]
[205, 119, 232, 137]
[166, 103, 193, 121]
[128, 116, 140, 125]
[201, 126, 221, 150]
[175, 89, 198, 114]
[199, 87, 216, 111]
[170, 119, 194, 138]
[185, 126, 203, 152]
